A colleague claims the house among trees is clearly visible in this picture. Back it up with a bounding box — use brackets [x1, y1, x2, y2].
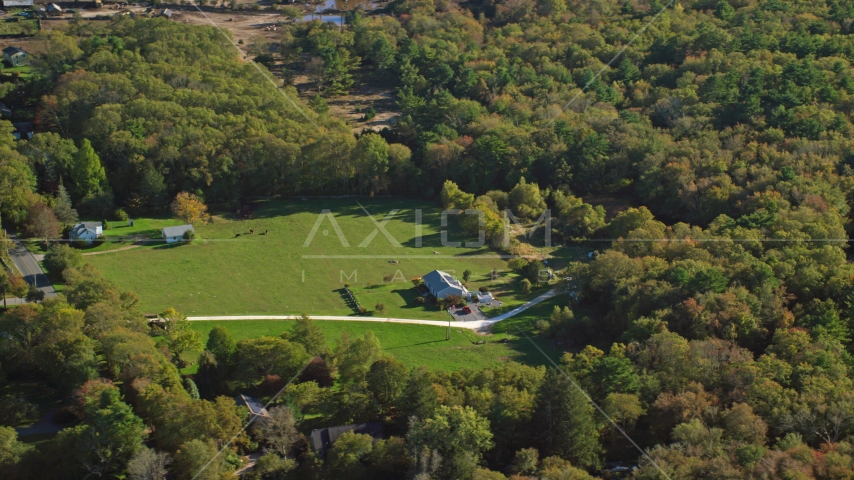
[2, 46, 29, 67]
[161, 225, 194, 243]
[69, 222, 103, 243]
[310, 423, 383, 456]
[0, 103, 11, 118]
[422, 269, 469, 300]
[234, 394, 269, 419]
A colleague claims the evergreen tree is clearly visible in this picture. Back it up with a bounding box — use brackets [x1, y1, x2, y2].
[290, 314, 328, 356]
[53, 183, 78, 224]
[183, 377, 200, 400]
[533, 369, 602, 470]
[206, 326, 236, 365]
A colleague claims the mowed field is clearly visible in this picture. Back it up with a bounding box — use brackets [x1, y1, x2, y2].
[88, 198, 577, 319]
[185, 295, 566, 373]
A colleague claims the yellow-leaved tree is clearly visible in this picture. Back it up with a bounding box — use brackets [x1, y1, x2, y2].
[170, 192, 210, 224]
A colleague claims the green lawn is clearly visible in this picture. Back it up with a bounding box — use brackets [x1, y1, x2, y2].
[186, 318, 562, 373]
[88, 198, 582, 319]
[0, 17, 37, 36]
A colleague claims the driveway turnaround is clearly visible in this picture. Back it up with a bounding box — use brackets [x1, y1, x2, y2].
[188, 289, 560, 330]
[7, 235, 57, 299]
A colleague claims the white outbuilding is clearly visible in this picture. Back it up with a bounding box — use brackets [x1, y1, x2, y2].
[162, 225, 194, 243]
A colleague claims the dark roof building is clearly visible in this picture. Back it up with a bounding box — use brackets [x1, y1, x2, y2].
[310, 423, 383, 455]
[234, 395, 269, 418]
[2, 46, 29, 67]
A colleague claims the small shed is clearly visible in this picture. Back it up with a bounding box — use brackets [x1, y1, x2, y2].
[2, 46, 29, 67]
[46, 3, 62, 16]
[234, 394, 269, 419]
[161, 224, 194, 243]
[69, 222, 104, 243]
[310, 423, 383, 456]
[158, 8, 172, 18]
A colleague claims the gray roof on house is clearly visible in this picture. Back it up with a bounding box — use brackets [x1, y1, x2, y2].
[70, 222, 102, 236]
[423, 270, 467, 296]
[2, 46, 26, 56]
[47, 3, 61, 11]
[310, 423, 383, 454]
[162, 224, 194, 237]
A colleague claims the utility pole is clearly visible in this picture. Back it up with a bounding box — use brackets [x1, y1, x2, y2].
[446, 307, 451, 340]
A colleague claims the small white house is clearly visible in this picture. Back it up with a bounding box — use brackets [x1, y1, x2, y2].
[162, 224, 194, 243]
[69, 222, 103, 243]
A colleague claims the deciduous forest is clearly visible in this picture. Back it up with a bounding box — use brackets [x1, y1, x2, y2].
[3, 0, 854, 477]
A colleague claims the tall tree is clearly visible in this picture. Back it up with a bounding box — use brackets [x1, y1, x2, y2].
[161, 308, 202, 366]
[252, 406, 299, 458]
[24, 201, 61, 239]
[367, 357, 408, 414]
[533, 369, 602, 470]
[53, 184, 78, 224]
[126, 447, 170, 480]
[353, 133, 389, 195]
[71, 139, 106, 201]
[206, 325, 237, 364]
[289, 314, 327, 356]
[407, 405, 494, 480]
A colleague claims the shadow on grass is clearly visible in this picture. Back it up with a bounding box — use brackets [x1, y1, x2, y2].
[385, 339, 449, 350]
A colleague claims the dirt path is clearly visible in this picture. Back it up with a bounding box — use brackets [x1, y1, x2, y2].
[82, 244, 143, 256]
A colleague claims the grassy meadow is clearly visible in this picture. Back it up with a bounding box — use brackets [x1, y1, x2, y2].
[185, 315, 565, 373]
[87, 198, 581, 319]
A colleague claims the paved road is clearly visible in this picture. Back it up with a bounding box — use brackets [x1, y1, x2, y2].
[188, 289, 560, 330]
[7, 235, 57, 299]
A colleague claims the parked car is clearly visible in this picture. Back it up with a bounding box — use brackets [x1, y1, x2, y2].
[461, 306, 472, 314]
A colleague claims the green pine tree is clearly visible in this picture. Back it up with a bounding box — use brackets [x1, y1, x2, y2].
[534, 369, 602, 470]
[53, 183, 78, 225]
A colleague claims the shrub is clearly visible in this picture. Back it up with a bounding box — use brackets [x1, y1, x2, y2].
[415, 296, 426, 305]
[364, 107, 377, 121]
[43, 244, 84, 282]
[479, 286, 490, 293]
[0, 397, 38, 426]
[375, 303, 385, 313]
[358, 306, 368, 315]
[520, 278, 532, 293]
[114, 208, 129, 221]
[102, 219, 111, 230]
[183, 229, 196, 241]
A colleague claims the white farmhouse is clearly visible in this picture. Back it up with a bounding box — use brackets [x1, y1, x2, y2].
[422, 270, 469, 300]
[68, 222, 103, 243]
[162, 225, 194, 243]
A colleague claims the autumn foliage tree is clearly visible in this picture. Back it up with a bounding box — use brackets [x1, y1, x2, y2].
[24, 201, 61, 239]
[170, 192, 210, 225]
